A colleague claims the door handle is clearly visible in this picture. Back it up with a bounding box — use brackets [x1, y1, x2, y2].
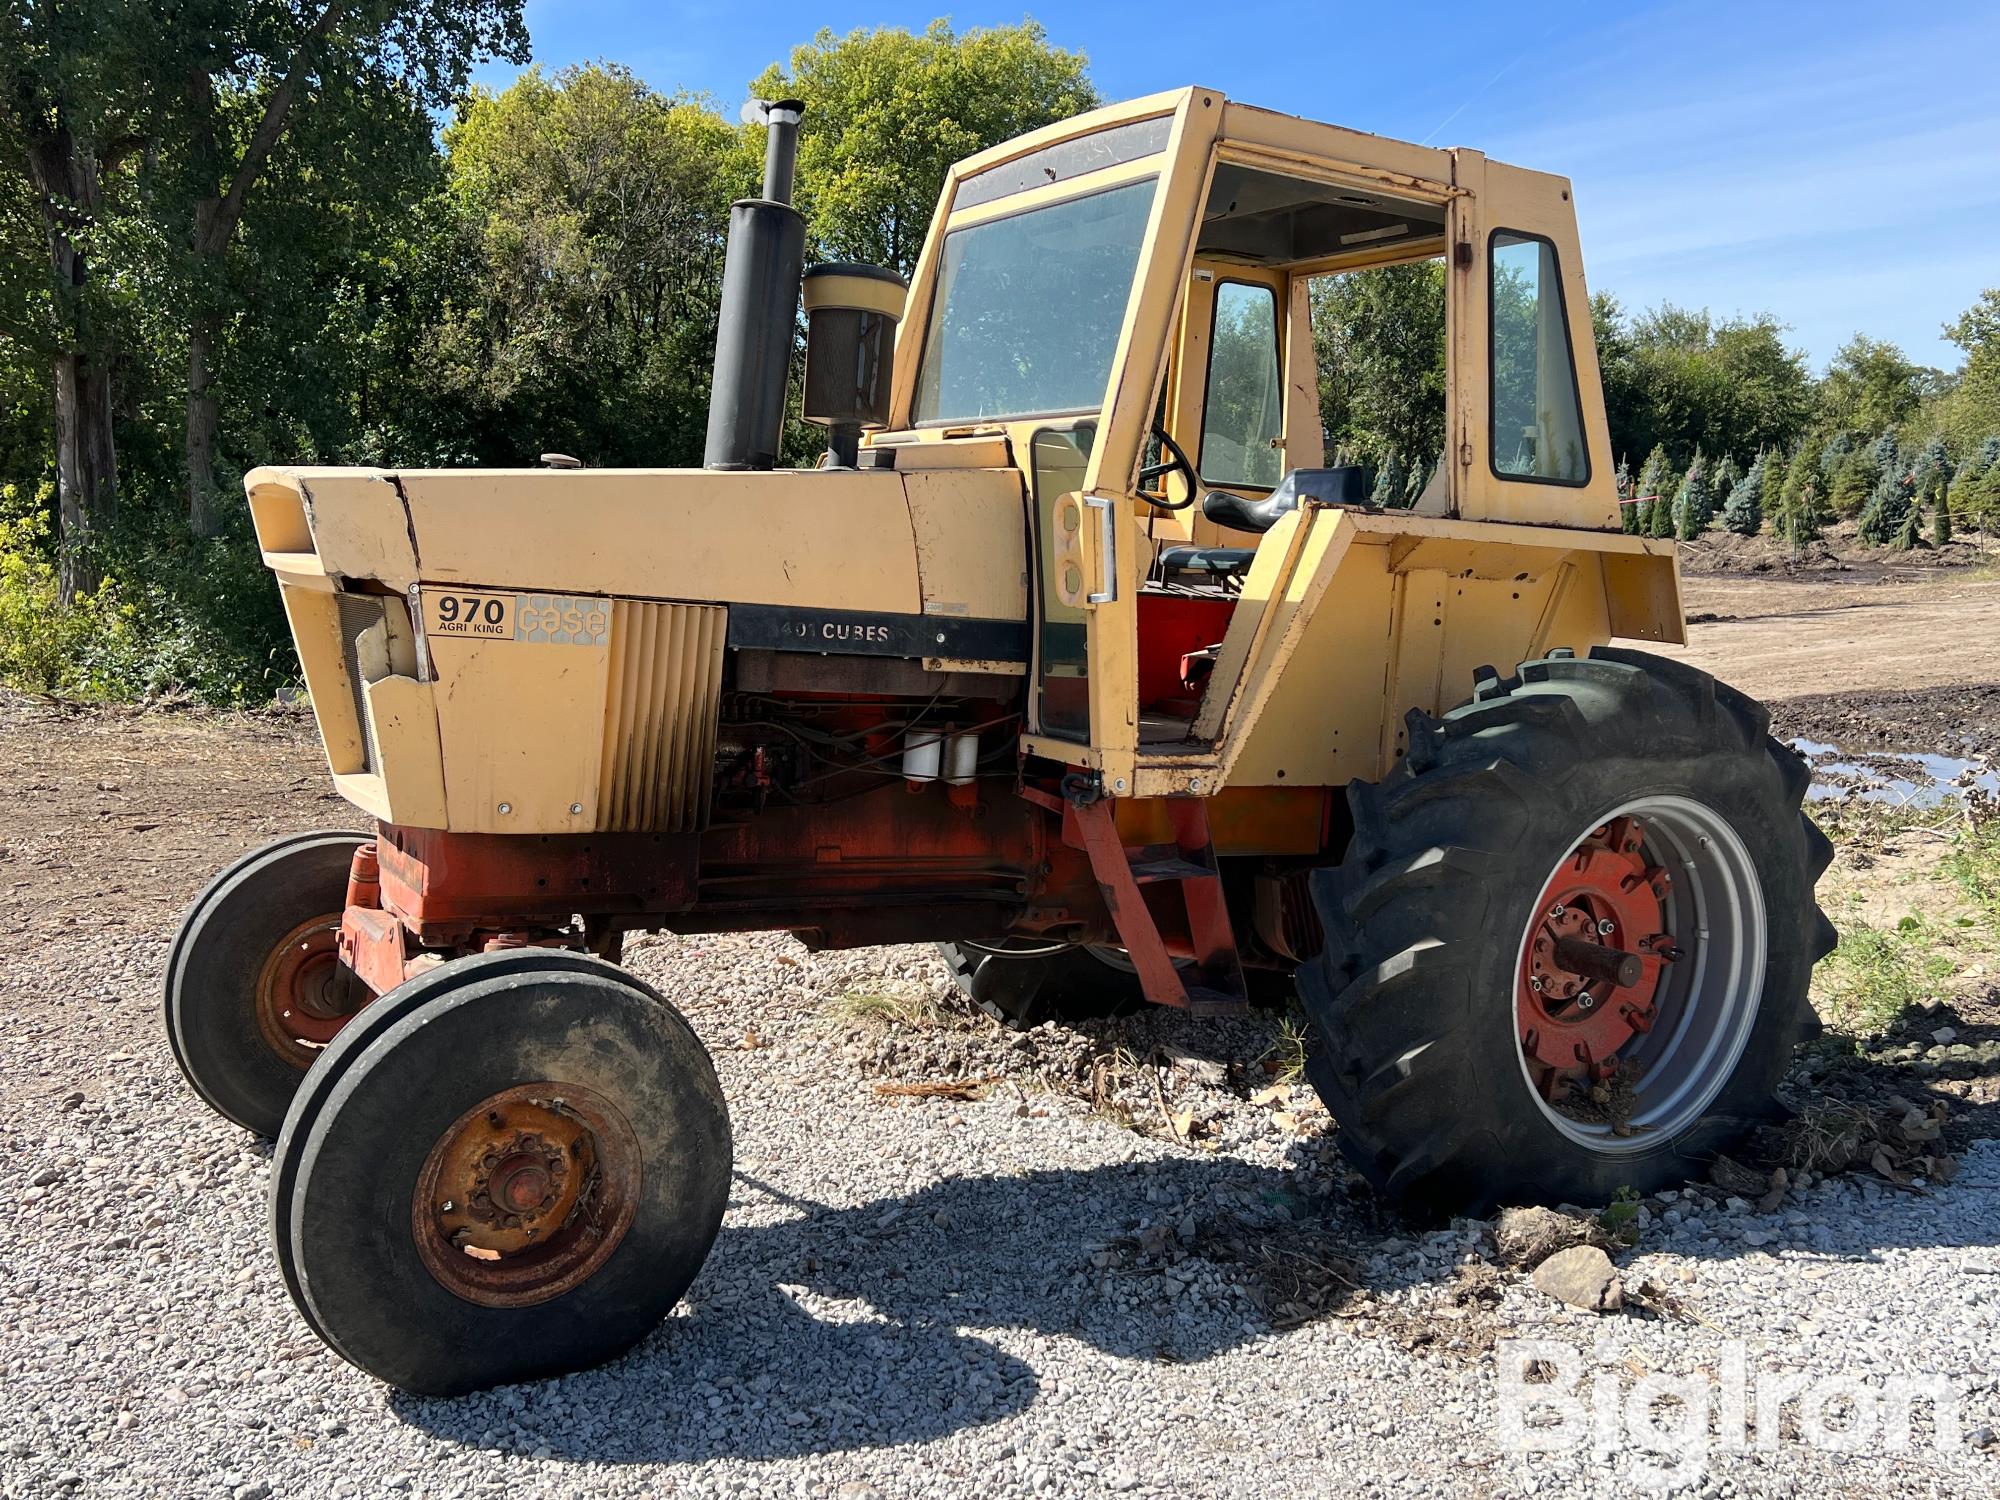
[1084, 495, 1116, 604]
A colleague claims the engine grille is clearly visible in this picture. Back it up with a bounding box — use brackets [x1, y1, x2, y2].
[596, 600, 727, 832]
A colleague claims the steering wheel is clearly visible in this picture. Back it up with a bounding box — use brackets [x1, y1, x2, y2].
[1136, 424, 1200, 511]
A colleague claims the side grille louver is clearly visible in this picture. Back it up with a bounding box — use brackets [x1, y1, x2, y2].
[596, 600, 727, 832]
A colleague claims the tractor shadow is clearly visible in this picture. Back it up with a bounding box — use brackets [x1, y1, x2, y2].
[386, 1149, 1397, 1462]
[386, 1005, 2000, 1464]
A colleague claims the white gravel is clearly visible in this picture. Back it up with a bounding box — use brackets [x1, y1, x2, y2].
[3, 925, 1998, 1499]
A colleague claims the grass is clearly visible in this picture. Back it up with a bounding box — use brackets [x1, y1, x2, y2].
[1814, 912, 1961, 1032]
[1941, 805, 2000, 938]
[831, 984, 962, 1031]
[1257, 1008, 1312, 1086]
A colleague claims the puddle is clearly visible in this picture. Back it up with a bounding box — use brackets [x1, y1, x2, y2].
[1793, 736, 2000, 805]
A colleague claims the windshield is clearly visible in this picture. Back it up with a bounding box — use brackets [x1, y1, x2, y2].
[912, 177, 1158, 424]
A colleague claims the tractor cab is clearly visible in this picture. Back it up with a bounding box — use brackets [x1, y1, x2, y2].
[869, 86, 1639, 803]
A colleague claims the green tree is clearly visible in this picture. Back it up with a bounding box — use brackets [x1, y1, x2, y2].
[410, 64, 743, 468]
[1673, 449, 1713, 540]
[1722, 448, 1767, 536]
[1950, 435, 2000, 532]
[171, 0, 531, 532]
[1313, 259, 1447, 481]
[1938, 290, 2000, 449]
[1829, 446, 1881, 518]
[1633, 444, 1671, 536]
[0, 0, 159, 596]
[1787, 473, 1826, 545]
[1369, 449, 1405, 506]
[1857, 464, 1914, 547]
[750, 21, 1096, 276]
[1592, 300, 1814, 468]
[1818, 335, 1936, 435]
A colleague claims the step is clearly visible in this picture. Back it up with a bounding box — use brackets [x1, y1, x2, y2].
[1127, 855, 1215, 885]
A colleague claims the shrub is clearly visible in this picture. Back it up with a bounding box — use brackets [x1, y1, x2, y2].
[0, 489, 295, 705]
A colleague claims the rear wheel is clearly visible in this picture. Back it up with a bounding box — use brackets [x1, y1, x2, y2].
[166, 832, 370, 1137]
[938, 940, 1144, 1028]
[281, 959, 730, 1395]
[1299, 648, 1835, 1216]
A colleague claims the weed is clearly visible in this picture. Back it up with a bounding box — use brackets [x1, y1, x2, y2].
[1814, 914, 1959, 1032]
[1941, 804, 2000, 938]
[831, 985, 957, 1031]
[1257, 1006, 1312, 1085]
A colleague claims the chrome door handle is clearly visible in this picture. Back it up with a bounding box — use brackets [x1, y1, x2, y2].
[1084, 495, 1116, 604]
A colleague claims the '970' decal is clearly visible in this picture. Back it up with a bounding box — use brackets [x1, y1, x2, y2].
[420, 589, 610, 645]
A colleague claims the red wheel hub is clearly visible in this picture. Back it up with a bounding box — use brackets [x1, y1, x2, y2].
[1516, 816, 1678, 1095]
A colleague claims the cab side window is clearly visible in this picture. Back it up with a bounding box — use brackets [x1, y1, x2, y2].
[1490, 231, 1588, 485]
[1201, 281, 1284, 490]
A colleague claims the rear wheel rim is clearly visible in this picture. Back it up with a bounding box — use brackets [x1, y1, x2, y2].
[1512, 795, 1766, 1152]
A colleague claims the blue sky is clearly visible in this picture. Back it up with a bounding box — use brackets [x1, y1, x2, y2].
[472, 1, 2000, 372]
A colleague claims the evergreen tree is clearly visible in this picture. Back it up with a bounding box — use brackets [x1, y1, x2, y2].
[1784, 446, 1832, 548]
[1615, 456, 1637, 534]
[1370, 449, 1406, 507]
[1713, 453, 1741, 511]
[1788, 474, 1826, 545]
[1910, 434, 1953, 498]
[1830, 447, 1881, 517]
[1648, 471, 1677, 537]
[1857, 464, 1915, 546]
[1634, 444, 1670, 537]
[1817, 429, 1860, 483]
[1673, 449, 1713, 539]
[1933, 488, 1953, 547]
[1869, 428, 1901, 476]
[1722, 449, 1766, 536]
[1403, 455, 1434, 508]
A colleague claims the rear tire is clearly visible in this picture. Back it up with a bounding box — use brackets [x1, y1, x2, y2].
[937, 941, 1144, 1028]
[166, 832, 370, 1137]
[1299, 647, 1835, 1216]
[282, 959, 730, 1395]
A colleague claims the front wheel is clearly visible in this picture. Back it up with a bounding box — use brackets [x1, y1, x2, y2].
[165, 832, 370, 1137]
[1300, 648, 1836, 1216]
[278, 957, 731, 1395]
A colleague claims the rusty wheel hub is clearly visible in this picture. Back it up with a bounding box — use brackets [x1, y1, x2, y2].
[413, 1083, 640, 1307]
[254, 913, 361, 1068]
[1517, 816, 1680, 1099]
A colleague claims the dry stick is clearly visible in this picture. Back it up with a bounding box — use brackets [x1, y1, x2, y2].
[1146, 1047, 1186, 1142]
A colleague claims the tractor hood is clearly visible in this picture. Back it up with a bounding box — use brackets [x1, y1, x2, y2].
[245, 464, 1029, 833]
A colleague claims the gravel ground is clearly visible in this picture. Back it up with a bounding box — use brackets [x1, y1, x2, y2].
[3, 921, 1999, 1500]
[2, 702, 1999, 1499]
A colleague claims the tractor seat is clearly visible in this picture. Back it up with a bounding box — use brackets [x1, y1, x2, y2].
[1201, 464, 1370, 534]
[1158, 545, 1256, 579]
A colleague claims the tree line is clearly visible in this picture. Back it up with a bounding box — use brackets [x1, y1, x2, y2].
[1, 7, 1995, 703]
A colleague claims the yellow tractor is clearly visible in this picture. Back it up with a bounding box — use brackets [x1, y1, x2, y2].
[167, 88, 1833, 1394]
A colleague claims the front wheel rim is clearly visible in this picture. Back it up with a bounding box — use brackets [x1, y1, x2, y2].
[1511, 795, 1767, 1153]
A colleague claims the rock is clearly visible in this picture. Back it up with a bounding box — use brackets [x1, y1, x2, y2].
[30, 1166, 63, 1187]
[1931, 1026, 1957, 1044]
[233, 1485, 270, 1500]
[1530, 1245, 1625, 1313]
[1492, 1205, 1600, 1269]
[1105, 1469, 1141, 1493]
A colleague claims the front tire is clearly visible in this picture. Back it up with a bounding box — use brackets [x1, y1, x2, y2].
[1299, 648, 1835, 1216]
[282, 959, 731, 1395]
[166, 832, 370, 1137]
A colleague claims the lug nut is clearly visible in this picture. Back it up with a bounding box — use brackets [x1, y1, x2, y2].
[1597, 918, 1615, 935]
[1550, 903, 1566, 918]
[1576, 991, 1596, 1010]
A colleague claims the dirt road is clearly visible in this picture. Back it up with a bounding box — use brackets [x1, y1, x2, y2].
[1662, 567, 2000, 757]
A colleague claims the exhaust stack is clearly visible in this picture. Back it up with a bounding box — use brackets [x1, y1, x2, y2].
[703, 99, 808, 471]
